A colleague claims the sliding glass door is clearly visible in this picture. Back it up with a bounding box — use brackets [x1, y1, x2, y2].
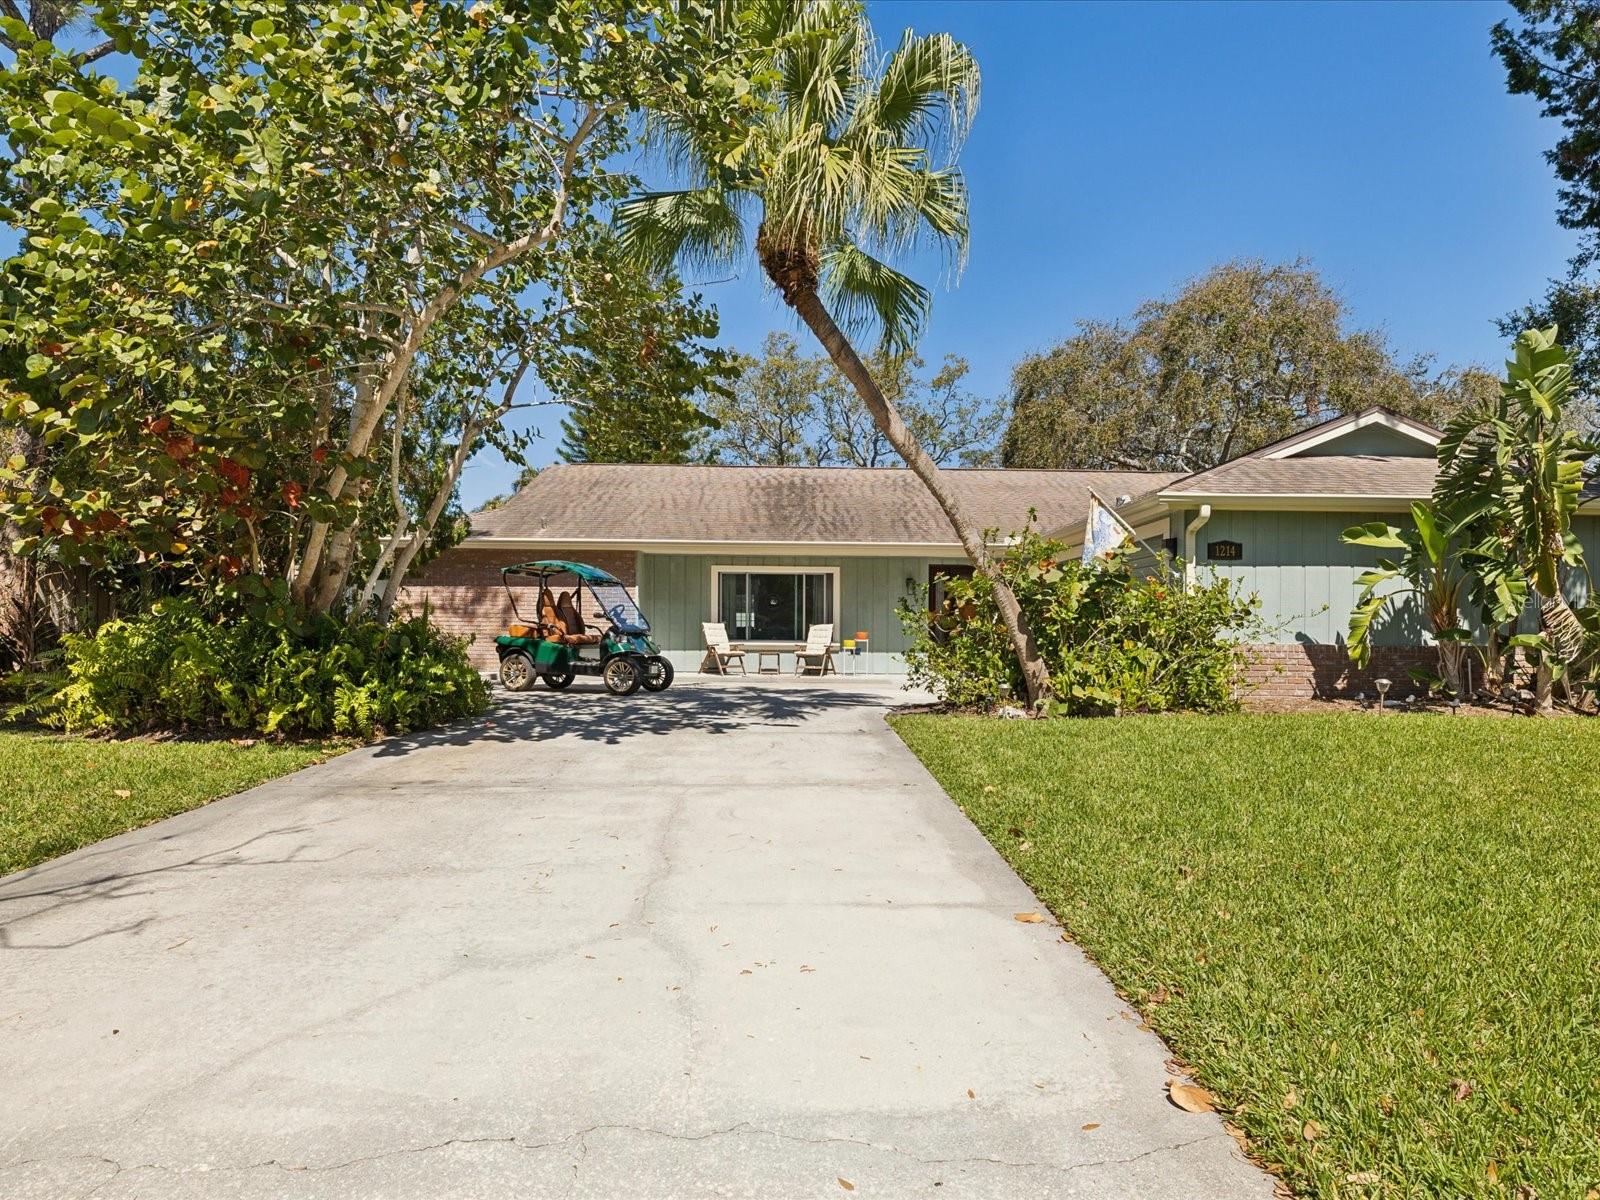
[717, 569, 835, 643]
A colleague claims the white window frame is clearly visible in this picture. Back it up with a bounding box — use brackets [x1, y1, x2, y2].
[710, 564, 841, 646]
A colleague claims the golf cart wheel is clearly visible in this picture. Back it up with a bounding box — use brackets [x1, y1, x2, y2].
[544, 668, 575, 690]
[602, 656, 641, 696]
[642, 655, 674, 692]
[500, 652, 536, 692]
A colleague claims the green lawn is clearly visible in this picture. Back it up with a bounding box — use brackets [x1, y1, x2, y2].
[891, 713, 1600, 1199]
[0, 731, 339, 877]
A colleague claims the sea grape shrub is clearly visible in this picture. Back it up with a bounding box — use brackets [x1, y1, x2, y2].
[54, 599, 487, 738]
[900, 530, 1262, 715]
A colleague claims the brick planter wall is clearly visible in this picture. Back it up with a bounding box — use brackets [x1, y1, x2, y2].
[1241, 643, 1441, 702]
[398, 547, 638, 671]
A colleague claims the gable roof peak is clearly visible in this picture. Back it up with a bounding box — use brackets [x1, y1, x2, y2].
[1255, 406, 1443, 461]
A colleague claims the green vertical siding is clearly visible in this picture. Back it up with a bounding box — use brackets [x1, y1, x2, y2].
[1296, 426, 1435, 456]
[637, 552, 954, 673]
[634, 513, 1600, 668]
[1178, 509, 1600, 647]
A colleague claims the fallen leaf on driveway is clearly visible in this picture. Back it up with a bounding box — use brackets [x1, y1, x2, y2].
[1167, 1081, 1215, 1113]
[1081, 1122, 1100, 1131]
[966, 1089, 975, 1099]
[837, 1179, 855, 1192]
[1013, 912, 1044, 923]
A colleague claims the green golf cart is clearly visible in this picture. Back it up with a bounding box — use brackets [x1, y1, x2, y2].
[493, 560, 673, 696]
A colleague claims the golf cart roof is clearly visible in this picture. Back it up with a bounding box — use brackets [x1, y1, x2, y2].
[501, 559, 622, 585]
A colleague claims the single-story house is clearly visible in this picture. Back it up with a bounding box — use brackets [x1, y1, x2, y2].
[403, 406, 1599, 699]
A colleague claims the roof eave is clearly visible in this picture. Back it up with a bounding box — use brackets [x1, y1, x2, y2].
[1155, 491, 1430, 511]
[459, 535, 1002, 556]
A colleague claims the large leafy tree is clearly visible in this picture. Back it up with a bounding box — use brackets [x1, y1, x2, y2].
[616, 0, 1055, 706]
[1001, 260, 1496, 472]
[558, 258, 732, 464]
[1493, 0, 1600, 423]
[0, 1, 763, 626]
[705, 332, 828, 466]
[1435, 327, 1596, 712]
[820, 349, 1000, 467]
[704, 334, 1001, 466]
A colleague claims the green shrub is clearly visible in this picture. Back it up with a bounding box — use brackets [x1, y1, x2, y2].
[900, 529, 1262, 715]
[54, 599, 488, 738]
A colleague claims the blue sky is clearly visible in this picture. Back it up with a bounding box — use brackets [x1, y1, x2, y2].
[463, 0, 1574, 507]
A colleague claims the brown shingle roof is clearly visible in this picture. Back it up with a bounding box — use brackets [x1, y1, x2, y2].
[469, 464, 1181, 546]
[1160, 455, 1440, 499]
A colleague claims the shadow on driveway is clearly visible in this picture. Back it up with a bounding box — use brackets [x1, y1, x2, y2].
[371, 679, 901, 755]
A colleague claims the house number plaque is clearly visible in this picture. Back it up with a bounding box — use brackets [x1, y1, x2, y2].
[1207, 540, 1243, 561]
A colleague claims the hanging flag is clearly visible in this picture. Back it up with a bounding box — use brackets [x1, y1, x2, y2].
[1080, 490, 1136, 565]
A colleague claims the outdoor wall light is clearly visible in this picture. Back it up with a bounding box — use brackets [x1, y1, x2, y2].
[1374, 678, 1392, 712]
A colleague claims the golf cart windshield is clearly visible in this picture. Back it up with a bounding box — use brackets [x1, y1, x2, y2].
[590, 582, 649, 634]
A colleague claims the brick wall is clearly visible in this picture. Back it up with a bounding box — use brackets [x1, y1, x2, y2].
[398, 547, 638, 670]
[1241, 643, 1441, 702]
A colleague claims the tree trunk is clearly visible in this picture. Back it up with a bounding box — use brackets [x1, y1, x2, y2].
[776, 284, 1052, 708]
[1480, 623, 1504, 695]
[377, 412, 484, 623]
[1437, 641, 1468, 702]
[1538, 587, 1589, 713]
[1535, 656, 1554, 714]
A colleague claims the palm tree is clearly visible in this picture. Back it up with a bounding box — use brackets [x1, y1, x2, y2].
[614, 0, 1052, 707]
[0, 1, 116, 62]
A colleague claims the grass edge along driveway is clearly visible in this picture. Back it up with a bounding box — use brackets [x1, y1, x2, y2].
[1, 731, 341, 877]
[890, 712, 1600, 1200]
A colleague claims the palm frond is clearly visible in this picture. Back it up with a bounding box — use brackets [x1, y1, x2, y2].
[778, 0, 865, 132]
[612, 188, 749, 277]
[850, 29, 980, 153]
[819, 240, 929, 351]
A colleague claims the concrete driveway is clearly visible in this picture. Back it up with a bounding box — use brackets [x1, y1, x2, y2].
[0, 677, 1271, 1199]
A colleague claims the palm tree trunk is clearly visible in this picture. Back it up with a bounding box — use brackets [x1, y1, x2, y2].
[780, 287, 1053, 709]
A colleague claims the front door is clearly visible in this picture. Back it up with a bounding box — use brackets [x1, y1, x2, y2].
[928, 564, 974, 613]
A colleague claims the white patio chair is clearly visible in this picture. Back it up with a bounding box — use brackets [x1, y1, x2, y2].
[794, 623, 837, 676]
[700, 622, 748, 674]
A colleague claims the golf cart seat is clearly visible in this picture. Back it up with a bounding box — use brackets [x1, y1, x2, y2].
[555, 590, 602, 646]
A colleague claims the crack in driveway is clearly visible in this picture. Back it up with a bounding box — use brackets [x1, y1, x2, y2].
[7, 1122, 1229, 1190]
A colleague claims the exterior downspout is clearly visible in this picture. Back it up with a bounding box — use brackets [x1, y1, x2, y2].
[1184, 504, 1213, 590]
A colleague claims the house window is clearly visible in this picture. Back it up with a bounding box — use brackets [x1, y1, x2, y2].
[716, 568, 836, 643]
